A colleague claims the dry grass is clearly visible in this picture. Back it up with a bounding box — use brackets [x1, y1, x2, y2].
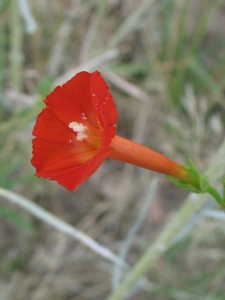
[1, 0, 225, 299]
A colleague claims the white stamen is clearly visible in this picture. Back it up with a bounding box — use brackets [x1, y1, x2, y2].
[68, 121, 87, 141]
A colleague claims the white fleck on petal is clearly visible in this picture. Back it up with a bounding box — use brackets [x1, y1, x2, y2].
[81, 112, 87, 120]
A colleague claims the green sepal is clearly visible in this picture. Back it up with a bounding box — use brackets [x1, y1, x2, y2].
[167, 159, 210, 193]
[168, 161, 225, 209]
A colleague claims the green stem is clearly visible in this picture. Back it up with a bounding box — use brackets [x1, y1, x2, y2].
[223, 183, 225, 205]
[207, 186, 224, 207]
[221, 176, 225, 205]
[106, 138, 225, 300]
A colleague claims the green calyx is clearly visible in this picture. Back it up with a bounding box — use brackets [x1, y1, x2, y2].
[167, 160, 225, 209]
[168, 160, 209, 193]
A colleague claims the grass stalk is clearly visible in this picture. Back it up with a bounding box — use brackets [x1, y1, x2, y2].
[0, 20, 6, 92]
[0, 187, 128, 269]
[9, 0, 23, 91]
[85, 0, 108, 59]
[107, 0, 156, 49]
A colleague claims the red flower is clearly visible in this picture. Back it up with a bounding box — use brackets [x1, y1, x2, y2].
[31, 71, 117, 191]
[31, 71, 191, 191]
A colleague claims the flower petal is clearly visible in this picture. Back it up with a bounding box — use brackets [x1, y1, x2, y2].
[31, 139, 96, 172]
[35, 157, 103, 191]
[45, 71, 99, 128]
[32, 107, 78, 144]
[32, 125, 116, 191]
[90, 71, 118, 126]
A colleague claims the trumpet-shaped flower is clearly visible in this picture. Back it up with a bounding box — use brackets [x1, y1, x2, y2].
[31, 71, 194, 191]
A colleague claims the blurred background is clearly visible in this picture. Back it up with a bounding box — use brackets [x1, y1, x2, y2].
[1, 0, 225, 299]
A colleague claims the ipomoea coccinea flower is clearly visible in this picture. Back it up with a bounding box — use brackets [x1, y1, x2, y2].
[31, 71, 191, 191]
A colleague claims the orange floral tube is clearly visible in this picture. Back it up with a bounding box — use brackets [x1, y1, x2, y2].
[109, 135, 190, 182]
